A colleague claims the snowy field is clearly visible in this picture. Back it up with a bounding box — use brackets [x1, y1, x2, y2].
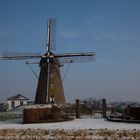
[0, 117, 140, 130]
[0, 117, 140, 139]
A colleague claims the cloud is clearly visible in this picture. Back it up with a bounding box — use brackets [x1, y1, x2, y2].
[90, 30, 140, 41]
[60, 30, 81, 38]
[84, 16, 140, 41]
[118, 30, 139, 40]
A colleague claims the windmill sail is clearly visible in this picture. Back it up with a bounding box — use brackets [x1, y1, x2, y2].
[55, 52, 96, 63]
[47, 18, 56, 52]
[1, 52, 42, 60]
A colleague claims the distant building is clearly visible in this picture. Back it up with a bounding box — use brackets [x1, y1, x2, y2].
[7, 94, 29, 111]
[0, 103, 5, 112]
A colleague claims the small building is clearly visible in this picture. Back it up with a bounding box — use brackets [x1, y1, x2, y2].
[7, 94, 29, 111]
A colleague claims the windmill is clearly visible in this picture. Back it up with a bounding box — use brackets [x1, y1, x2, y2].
[2, 18, 96, 105]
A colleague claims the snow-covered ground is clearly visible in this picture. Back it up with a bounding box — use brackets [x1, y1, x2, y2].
[0, 117, 140, 130]
[0, 117, 140, 139]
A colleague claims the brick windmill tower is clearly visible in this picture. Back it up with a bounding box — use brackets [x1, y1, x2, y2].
[2, 18, 96, 105]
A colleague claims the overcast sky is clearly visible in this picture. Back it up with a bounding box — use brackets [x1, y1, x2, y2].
[0, 0, 140, 103]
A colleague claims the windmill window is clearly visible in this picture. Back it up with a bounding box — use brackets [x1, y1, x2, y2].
[11, 101, 15, 108]
[50, 95, 55, 104]
[20, 101, 23, 106]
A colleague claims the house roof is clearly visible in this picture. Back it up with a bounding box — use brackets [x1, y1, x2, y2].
[7, 94, 29, 101]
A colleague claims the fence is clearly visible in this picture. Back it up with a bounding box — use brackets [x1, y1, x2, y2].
[75, 98, 107, 118]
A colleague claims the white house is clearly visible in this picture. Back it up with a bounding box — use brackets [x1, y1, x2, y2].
[7, 94, 29, 111]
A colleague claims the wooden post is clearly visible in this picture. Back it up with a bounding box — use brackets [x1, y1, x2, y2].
[76, 99, 80, 118]
[102, 98, 106, 118]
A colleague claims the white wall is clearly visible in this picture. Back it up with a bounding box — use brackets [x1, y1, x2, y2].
[7, 100, 28, 111]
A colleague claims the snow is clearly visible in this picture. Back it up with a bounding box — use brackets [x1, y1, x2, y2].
[0, 117, 140, 130]
[0, 117, 139, 139]
[24, 104, 57, 109]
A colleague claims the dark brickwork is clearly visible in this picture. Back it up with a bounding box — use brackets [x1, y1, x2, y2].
[35, 56, 65, 104]
[23, 106, 61, 123]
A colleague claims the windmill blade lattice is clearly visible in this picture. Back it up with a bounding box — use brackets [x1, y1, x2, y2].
[47, 18, 56, 51]
[56, 52, 96, 63]
[1, 52, 42, 60]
